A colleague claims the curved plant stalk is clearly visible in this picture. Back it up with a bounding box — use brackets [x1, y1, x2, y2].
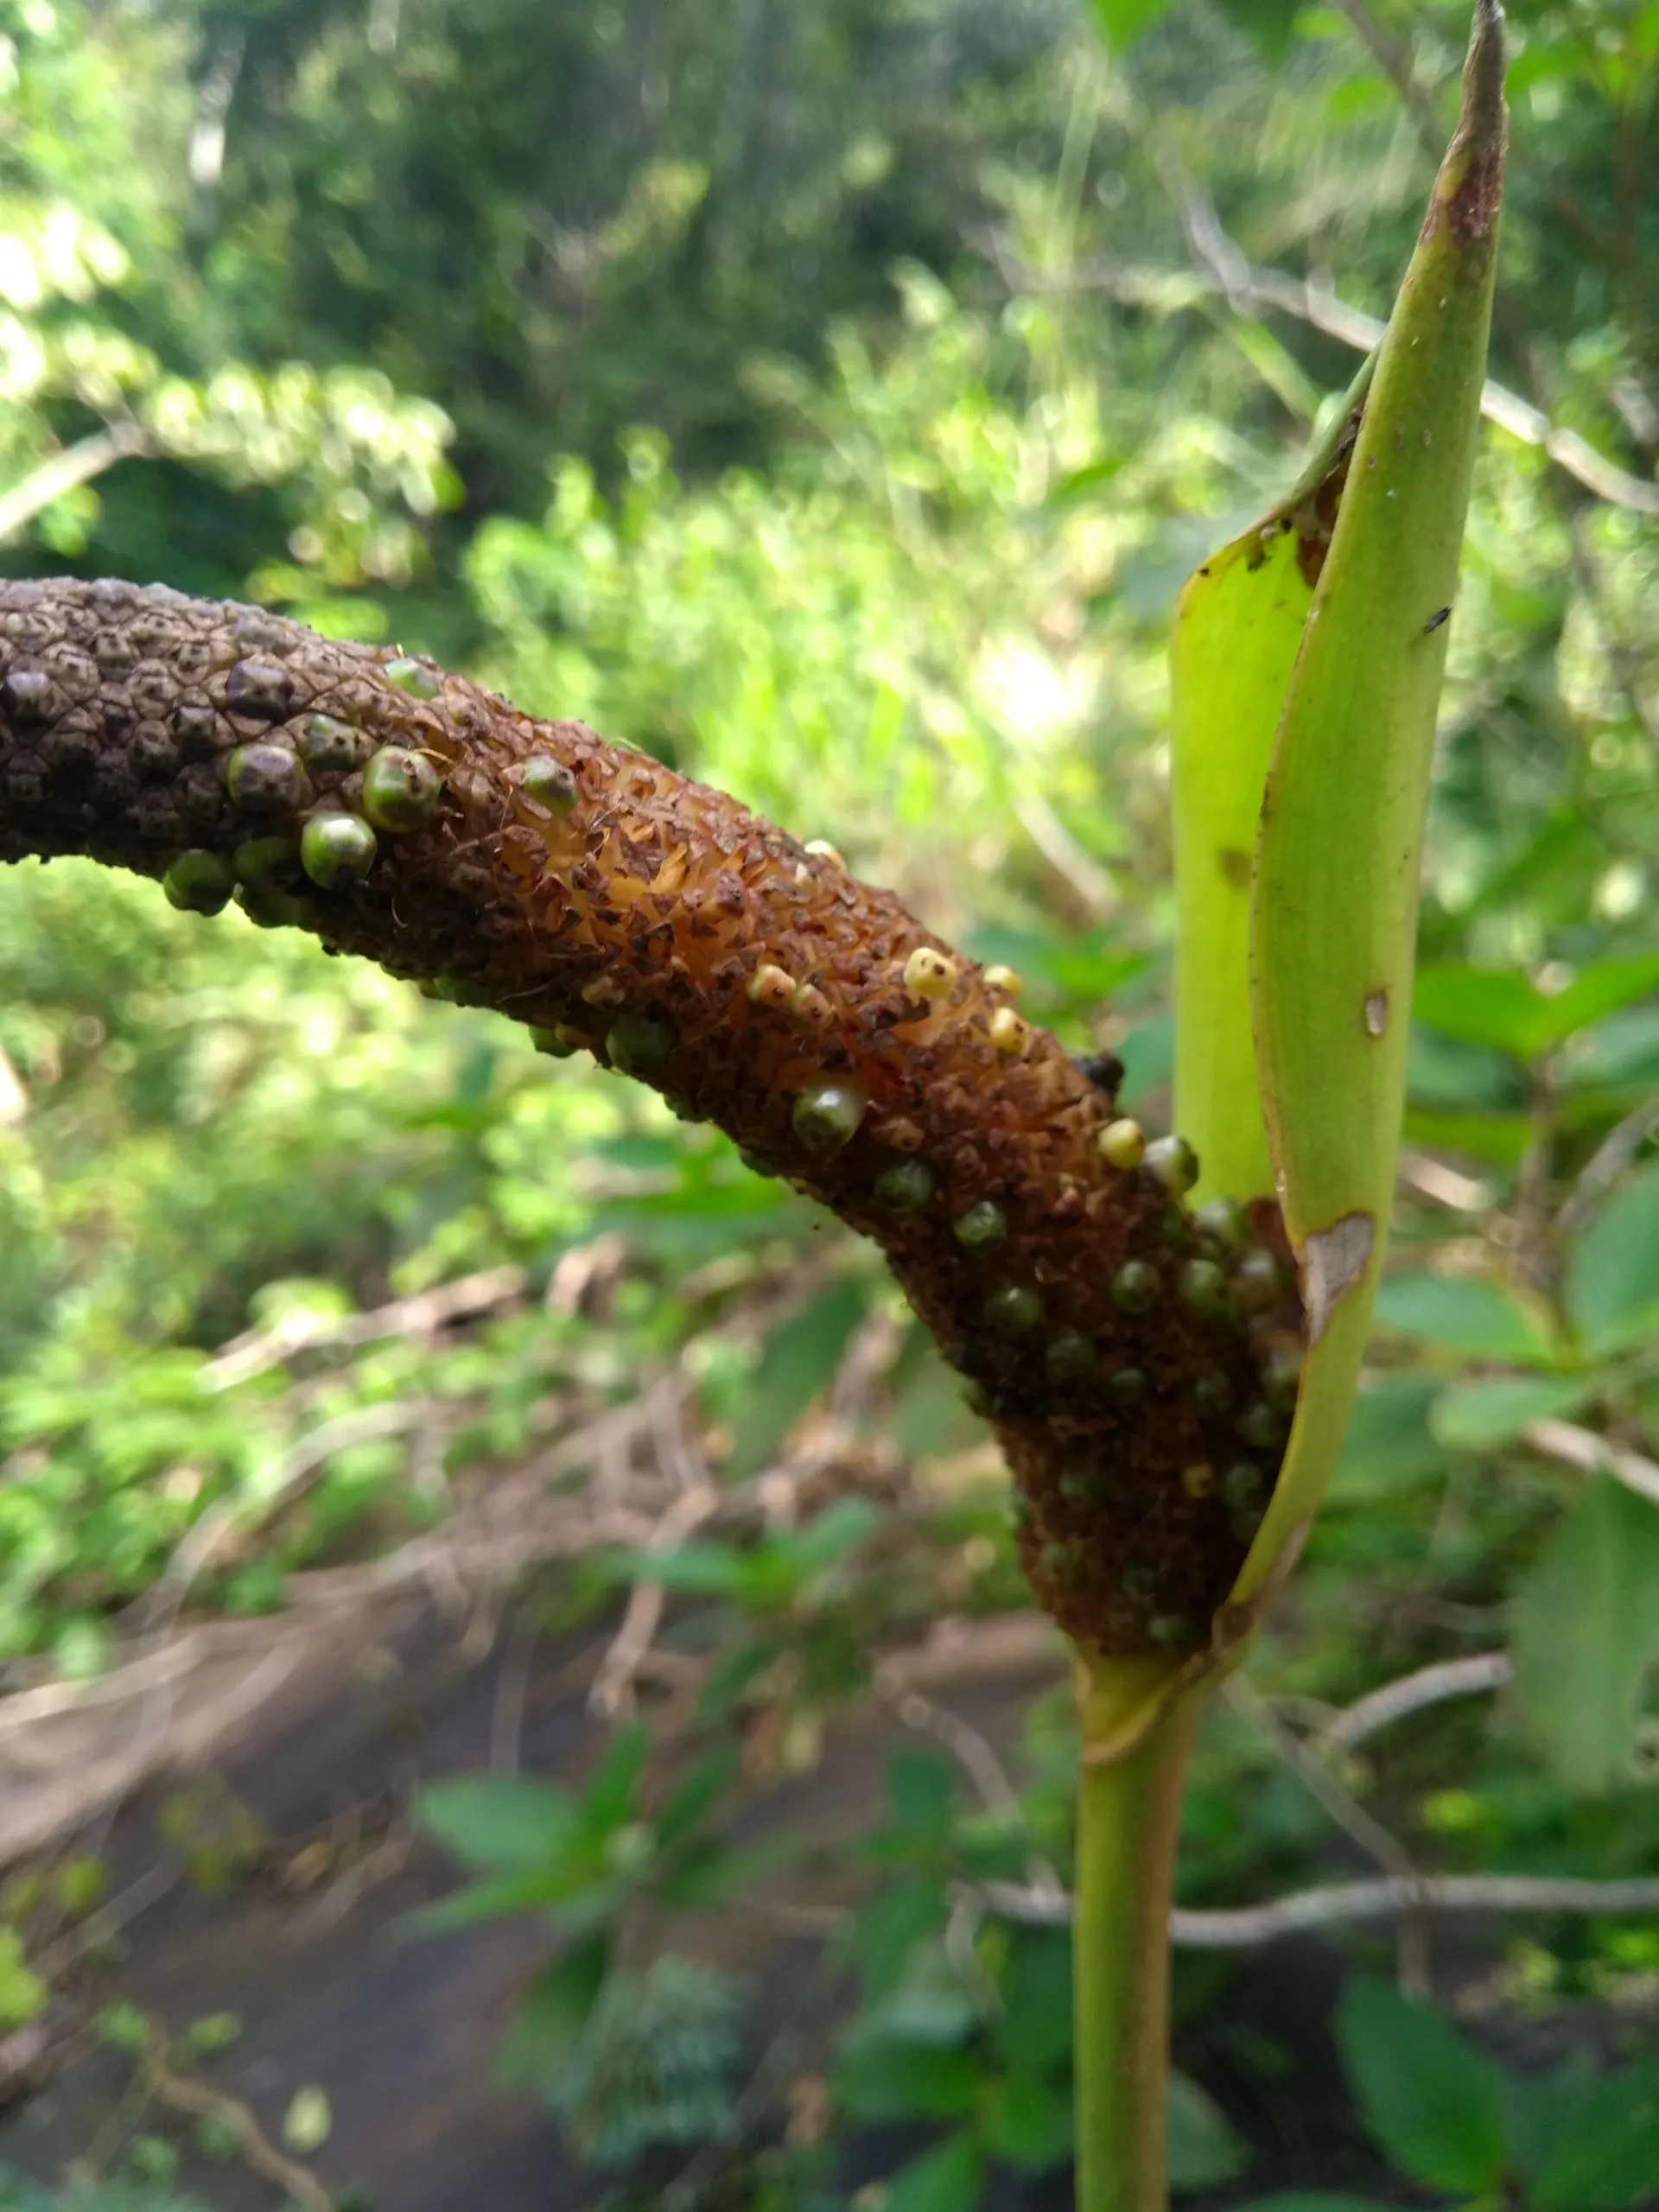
[1072, 10, 1506, 2210]
[0, 581, 1299, 1662]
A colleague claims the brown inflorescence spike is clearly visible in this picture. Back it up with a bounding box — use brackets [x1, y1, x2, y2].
[0, 579, 1305, 1655]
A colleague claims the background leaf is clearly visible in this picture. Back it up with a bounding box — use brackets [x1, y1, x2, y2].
[1429, 1374, 1591, 1451]
[416, 1777, 580, 1871]
[1087, 0, 1176, 48]
[1414, 957, 1659, 1058]
[880, 2133, 982, 2212]
[493, 1932, 613, 2088]
[1524, 2057, 1659, 2212]
[1514, 1477, 1659, 1794]
[1567, 1159, 1659, 1354]
[1328, 1375, 1447, 1498]
[1336, 1980, 1507, 2194]
[833, 2038, 980, 2122]
[723, 1279, 868, 1480]
[1372, 1273, 1553, 1363]
[1166, 2069, 1250, 2190]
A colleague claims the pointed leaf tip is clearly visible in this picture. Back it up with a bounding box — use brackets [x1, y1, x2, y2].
[1464, 0, 1508, 144]
[1436, 0, 1508, 253]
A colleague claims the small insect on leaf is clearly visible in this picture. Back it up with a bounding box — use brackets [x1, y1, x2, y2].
[1422, 607, 1451, 633]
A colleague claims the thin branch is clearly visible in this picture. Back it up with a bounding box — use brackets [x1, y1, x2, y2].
[973, 1872, 1659, 1941]
[1225, 1673, 1432, 1992]
[0, 423, 149, 546]
[140, 2022, 334, 2211]
[1011, 789, 1116, 918]
[489, 1615, 539, 1774]
[984, 226, 1659, 517]
[1319, 1651, 1513, 1752]
[1328, 0, 1441, 159]
[588, 1479, 721, 1719]
[1555, 1095, 1659, 1236]
[879, 1675, 1067, 1906]
[1524, 1417, 1659, 1510]
[31, 1864, 180, 1982]
[204, 1263, 526, 1389]
[135, 1399, 439, 1625]
[1400, 1149, 1491, 1212]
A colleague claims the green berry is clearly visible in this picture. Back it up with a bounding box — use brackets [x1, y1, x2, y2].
[521, 753, 578, 813]
[1109, 1260, 1159, 1314]
[607, 1010, 676, 1076]
[383, 655, 438, 699]
[874, 1160, 935, 1212]
[984, 1284, 1043, 1334]
[1143, 1135, 1199, 1195]
[226, 742, 311, 815]
[791, 1081, 867, 1152]
[361, 746, 442, 833]
[1192, 1370, 1232, 1416]
[1178, 1257, 1230, 1318]
[953, 1199, 1008, 1248]
[162, 850, 235, 916]
[1194, 1196, 1249, 1252]
[1222, 1462, 1265, 1510]
[531, 1027, 578, 1058]
[1236, 1401, 1289, 1451]
[1233, 1247, 1283, 1312]
[1106, 1366, 1147, 1405]
[1148, 1613, 1197, 1648]
[300, 811, 378, 889]
[296, 714, 365, 772]
[1263, 1346, 1302, 1409]
[232, 836, 298, 884]
[234, 882, 304, 929]
[1045, 1333, 1096, 1382]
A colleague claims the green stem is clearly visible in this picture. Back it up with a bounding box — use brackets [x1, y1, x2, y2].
[1073, 1659, 1208, 2212]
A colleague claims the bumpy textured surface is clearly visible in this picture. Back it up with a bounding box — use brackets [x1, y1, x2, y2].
[0, 578, 1302, 1656]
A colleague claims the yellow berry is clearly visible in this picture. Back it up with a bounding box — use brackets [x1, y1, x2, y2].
[902, 945, 957, 1000]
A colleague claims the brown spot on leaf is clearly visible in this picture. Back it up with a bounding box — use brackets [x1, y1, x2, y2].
[1300, 1212, 1375, 1344]
[1218, 846, 1252, 890]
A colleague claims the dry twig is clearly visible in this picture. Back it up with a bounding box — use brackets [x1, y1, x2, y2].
[1225, 1673, 1433, 1992]
[971, 1872, 1659, 1942]
[139, 2022, 334, 2211]
[1524, 1417, 1659, 1510]
[1319, 1651, 1513, 1753]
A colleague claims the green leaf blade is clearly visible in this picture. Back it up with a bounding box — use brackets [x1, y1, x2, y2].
[1373, 1272, 1553, 1363]
[416, 1776, 581, 1872]
[1513, 1477, 1659, 1794]
[1336, 1979, 1508, 2195]
[1429, 1374, 1590, 1451]
[1567, 1158, 1659, 1354]
[1237, 4, 1507, 1598]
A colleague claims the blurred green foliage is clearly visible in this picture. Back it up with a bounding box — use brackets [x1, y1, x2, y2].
[3, 0, 1659, 2202]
